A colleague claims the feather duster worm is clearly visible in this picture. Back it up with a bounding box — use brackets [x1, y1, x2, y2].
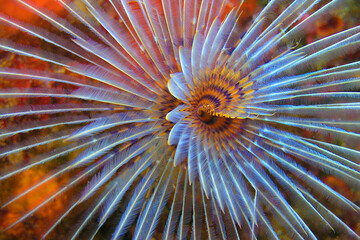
[0, 0, 360, 239]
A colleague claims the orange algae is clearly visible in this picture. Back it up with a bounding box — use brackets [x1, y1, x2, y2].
[0, 169, 68, 239]
[315, 15, 344, 38]
[0, 0, 67, 22]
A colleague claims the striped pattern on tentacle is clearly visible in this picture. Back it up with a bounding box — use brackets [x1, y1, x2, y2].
[0, 0, 359, 239]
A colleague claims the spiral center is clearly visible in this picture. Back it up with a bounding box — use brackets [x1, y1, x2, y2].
[197, 104, 217, 124]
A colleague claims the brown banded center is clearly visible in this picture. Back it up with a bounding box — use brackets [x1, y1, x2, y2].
[197, 104, 217, 124]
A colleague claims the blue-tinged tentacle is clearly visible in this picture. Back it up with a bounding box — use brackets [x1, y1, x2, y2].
[220, 146, 255, 229]
[68, 63, 161, 99]
[79, 136, 161, 203]
[0, 128, 72, 159]
[210, 191, 227, 239]
[69, 186, 115, 240]
[162, 168, 184, 240]
[248, 128, 360, 214]
[187, 128, 198, 184]
[168, 72, 192, 104]
[166, 104, 190, 123]
[304, 138, 360, 165]
[207, 8, 237, 70]
[142, 0, 180, 72]
[0, 103, 123, 119]
[280, 0, 342, 41]
[176, 172, 192, 240]
[191, 31, 205, 84]
[119, 0, 169, 79]
[202, 137, 226, 211]
[72, 122, 163, 165]
[133, 163, 176, 240]
[201, 183, 217, 240]
[0, 68, 120, 92]
[3, 150, 116, 232]
[0, 139, 91, 180]
[110, 151, 170, 239]
[97, 142, 166, 226]
[299, 187, 360, 240]
[255, 127, 360, 187]
[223, 206, 241, 240]
[0, 40, 70, 67]
[174, 121, 192, 165]
[168, 118, 191, 145]
[241, 135, 335, 236]
[254, 147, 335, 231]
[77, 0, 167, 87]
[199, 18, 221, 77]
[229, 141, 312, 239]
[213, 149, 243, 225]
[0, 115, 97, 140]
[68, 111, 158, 140]
[190, 179, 204, 240]
[182, 0, 202, 48]
[179, 46, 195, 89]
[70, 87, 155, 108]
